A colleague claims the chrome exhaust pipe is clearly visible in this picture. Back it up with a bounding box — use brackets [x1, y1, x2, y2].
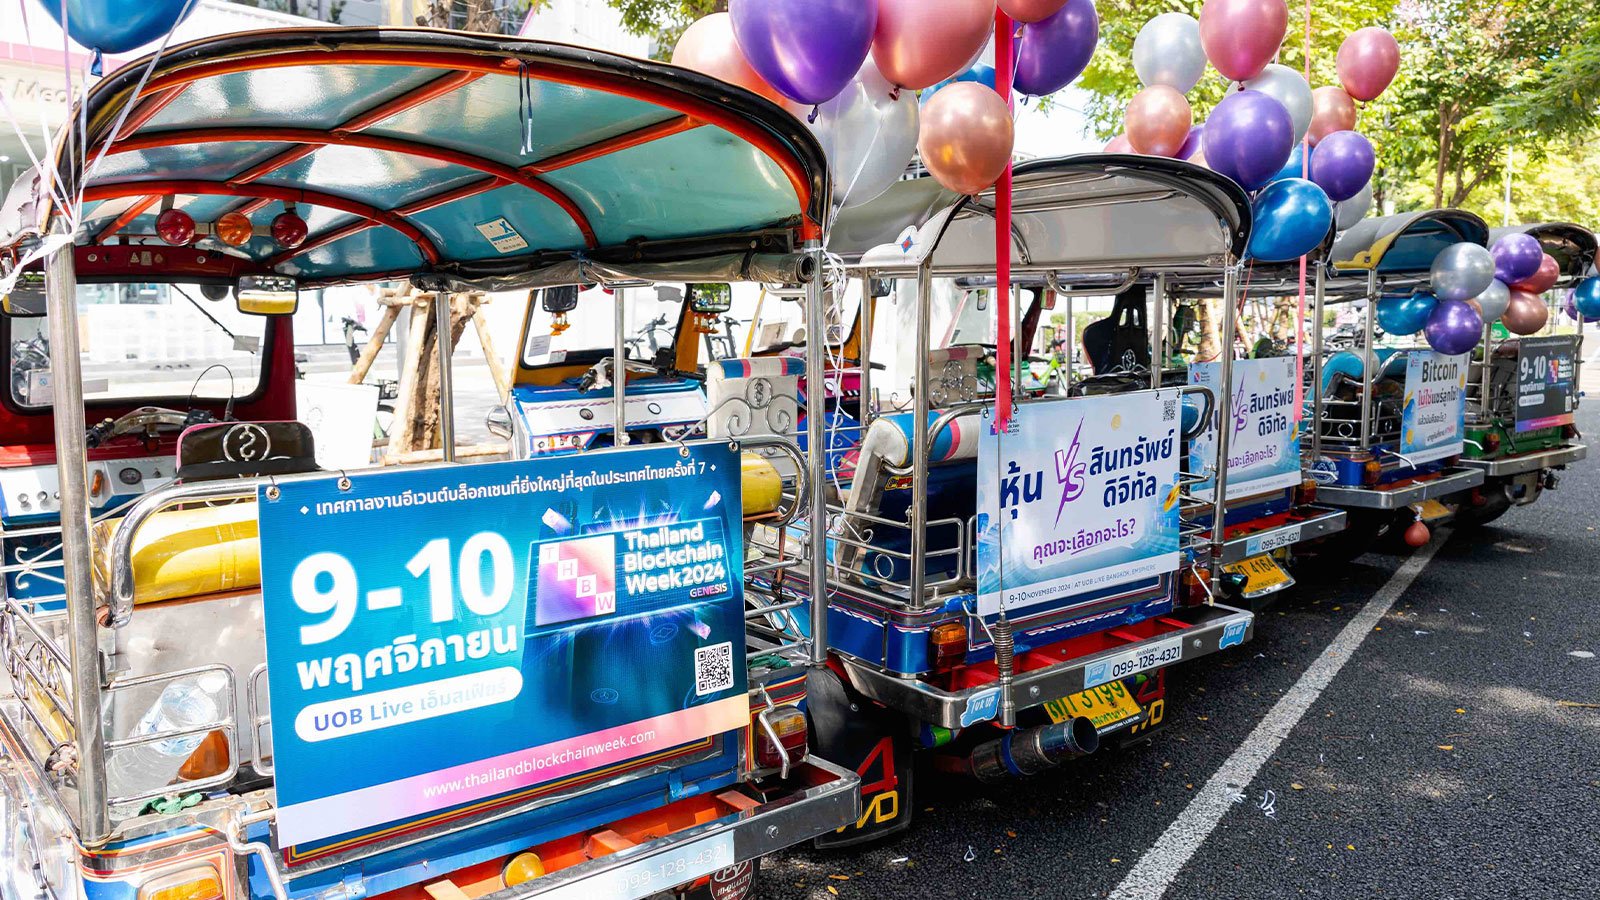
[968, 715, 1100, 783]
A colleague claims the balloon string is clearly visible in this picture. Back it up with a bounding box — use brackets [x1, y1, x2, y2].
[1294, 0, 1313, 422]
[993, 8, 1015, 431]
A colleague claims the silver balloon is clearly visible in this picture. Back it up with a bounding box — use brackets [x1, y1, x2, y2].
[1473, 278, 1511, 322]
[1430, 242, 1497, 303]
[1133, 13, 1206, 94]
[1334, 180, 1372, 230]
[1231, 64, 1313, 144]
[811, 57, 920, 210]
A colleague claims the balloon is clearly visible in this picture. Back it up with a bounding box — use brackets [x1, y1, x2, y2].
[1203, 89, 1294, 191]
[1198, 0, 1288, 83]
[1104, 133, 1134, 153]
[1307, 86, 1357, 145]
[1376, 292, 1437, 335]
[1425, 298, 1485, 355]
[1000, 0, 1070, 22]
[1269, 142, 1310, 184]
[1403, 520, 1430, 548]
[1179, 123, 1205, 160]
[1491, 233, 1545, 286]
[1563, 290, 1579, 321]
[1125, 86, 1192, 157]
[918, 81, 1015, 195]
[1133, 13, 1206, 93]
[1472, 279, 1511, 322]
[1334, 179, 1372, 229]
[1246, 178, 1332, 263]
[873, 0, 998, 90]
[673, 14, 798, 110]
[1509, 252, 1561, 295]
[1575, 277, 1600, 318]
[1429, 242, 1496, 303]
[44, 0, 195, 54]
[1308, 130, 1374, 202]
[1234, 64, 1312, 144]
[812, 57, 921, 209]
[729, 0, 877, 105]
[1502, 289, 1549, 335]
[921, 64, 997, 104]
[1336, 27, 1400, 102]
[1014, 0, 1100, 96]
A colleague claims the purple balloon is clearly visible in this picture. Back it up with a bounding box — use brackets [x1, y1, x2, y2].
[1563, 289, 1579, 321]
[1204, 90, 1294, 191]
[730, 0, 877, 105]
[1308, 130, 1374, 202]
[1179, 122, 1204, 160]
[1014, 0, 1100, 96]
[1490, 232, 1544, 285]
[1424, 297, 1484, 355]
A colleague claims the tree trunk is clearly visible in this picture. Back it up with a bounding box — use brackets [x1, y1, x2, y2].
[1195, 297, 1222, 363]
[1433, 101, 1452, 210]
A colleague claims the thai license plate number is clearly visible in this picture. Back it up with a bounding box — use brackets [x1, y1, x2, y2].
[1222, 554, 1293, 596]
[1084, 636, 1183, 689]
[1043, 680, 1143, 731]
[535, 832, 734, 900]
[1246, 526, 1299, 556]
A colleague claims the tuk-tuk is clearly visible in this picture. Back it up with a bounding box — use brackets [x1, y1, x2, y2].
[1304, 210, 1490, 549]
[765, 155, 1258, 844]
[1451, 223, 1595, 525]
[0, 28, 858, 900]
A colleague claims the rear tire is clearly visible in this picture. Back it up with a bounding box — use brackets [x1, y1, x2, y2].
[1453, 480, 1514, 528]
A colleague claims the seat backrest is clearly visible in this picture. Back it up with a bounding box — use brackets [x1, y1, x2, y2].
[926, 345, 990, 406]
[707, 357, 803, 474]
[176, 421, 320, 482]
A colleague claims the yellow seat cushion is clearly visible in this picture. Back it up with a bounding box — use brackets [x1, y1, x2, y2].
[94, 502, 261, 605]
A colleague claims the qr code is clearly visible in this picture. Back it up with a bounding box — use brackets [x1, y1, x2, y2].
[1163, 396, 1178, 421]
[694, 641, 735, 696]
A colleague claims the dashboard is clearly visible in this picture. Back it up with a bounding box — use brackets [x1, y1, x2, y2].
[0, 456, 174, 525]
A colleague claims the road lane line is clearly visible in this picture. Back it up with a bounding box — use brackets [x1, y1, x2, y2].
[1106, 535, 1446, 900]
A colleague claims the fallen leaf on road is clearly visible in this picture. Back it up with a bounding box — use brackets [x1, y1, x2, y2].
[1291, 783, 1305, 790]
[1437, 744, 1454, 751]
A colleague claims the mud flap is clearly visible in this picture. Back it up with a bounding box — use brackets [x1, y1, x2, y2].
[806, 666, 914, 849]
[1105, 668, 1170, 750]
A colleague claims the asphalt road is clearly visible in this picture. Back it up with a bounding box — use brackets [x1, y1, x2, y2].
[765, 375, 1600, 899]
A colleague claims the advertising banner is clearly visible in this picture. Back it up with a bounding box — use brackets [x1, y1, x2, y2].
[257, 444, 748, 847]
[976, 390, 1183, 616]
[1513, 335, 1578, 432]
[1188, 357, 1303, 501]
[1400, 351, 1468, 464]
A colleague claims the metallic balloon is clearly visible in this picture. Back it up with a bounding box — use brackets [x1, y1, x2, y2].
[811, 57, 921, 209]
[1203, 89, 1294, 191]
[1246, 177, 1333, 263]
[1234, 64, 1312, 144]
[1472, 279, 1511, 322]
[1179, 123, 1205, 160]
[1307, 86, 1357, 145]
[1198, 0, 1289, 83]
[1424, 297, 1485, 355]
[673, 13, 799, 111]
[1269, 142, 1310, 184]
[921, 63, 996, 105]
[1491, 233, 1545, 286]
[44, 0, 195, 54]
[1511, 252, 1561, 295]
[1336, 27, 1401, 102]
[1429, 242, 1496, 303]
[872, 0, 998, 90]
[1014, 0, 1100, 96]
[730, 0, 878, 105]
[1574, 277, 1600, 318]
[1308, 130, 1374, 202]
[1501, 288, 1549, 335]
[1104, 133, 1134, 153]
[1125, 85, 1192, 157]
[1000, 0, 1071, 23]
[1334, 179, 1372, 229]
[918, 81, 1016, 195]
[1376, 292, 1437, 336]
[1133, 13, 1206, 93]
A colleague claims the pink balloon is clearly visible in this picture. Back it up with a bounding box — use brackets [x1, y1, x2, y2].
[1336, 27, 1400, 102]
[873, 0, 998, 90]
[1199, 0, 1288, 83]
[999, 0, 1069, 23]
[1104, 133, 1133, 153]
[1307, 85, 1357, 145]
[1126, 85, 1193, 157]
[673, 13, 805, 115]
[918, 82, 1015, 194]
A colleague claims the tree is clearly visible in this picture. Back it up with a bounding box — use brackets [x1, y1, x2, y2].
[414, 0, 545, 33]
[607, 0, 724, 58]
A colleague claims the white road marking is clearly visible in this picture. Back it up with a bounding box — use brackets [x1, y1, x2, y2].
[1107, 536, 1446, 900]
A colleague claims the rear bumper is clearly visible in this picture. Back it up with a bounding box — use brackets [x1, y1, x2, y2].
[833, 604, 1255, 730]
[1216, 505, 1347, 564]
[1317, 467, 1485, 510]
[1460, 443, 1586, 478]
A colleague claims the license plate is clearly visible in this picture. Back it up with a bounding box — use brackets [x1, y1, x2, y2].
[1043, 681, 1144, 732]
[1416, 499, 1452, 522]
[1245, 526, 1299, 556]
[1084, 636, 1183, 688]
[535, 832, 735, 900]
[1222, 554, 1294, 597]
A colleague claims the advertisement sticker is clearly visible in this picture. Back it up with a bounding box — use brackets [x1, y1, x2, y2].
[1513, 335, 1578, 432]
[257, 444, 748, 847]
[1188, 356, 1303, 500]
[1400, 351, 1468, 464]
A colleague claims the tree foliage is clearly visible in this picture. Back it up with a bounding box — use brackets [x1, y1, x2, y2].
[607, 0, 724, 58]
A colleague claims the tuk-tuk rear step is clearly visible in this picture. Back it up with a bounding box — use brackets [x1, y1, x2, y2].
[1459, 443, 1585, 478]
[1318, 467, 1485, 509]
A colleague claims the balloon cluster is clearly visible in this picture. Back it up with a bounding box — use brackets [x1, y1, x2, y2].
[675, 1, 1101, 204]
[1409, 235, 1567, 352]
[1111, 2, 1399, 262]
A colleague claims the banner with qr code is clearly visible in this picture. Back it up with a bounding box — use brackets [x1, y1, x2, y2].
[975, 390, 1183, 616]
[256, 443, 748, 848]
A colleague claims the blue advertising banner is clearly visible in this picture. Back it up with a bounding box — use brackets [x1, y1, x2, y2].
[976, 390, 1183, 616]
[1188, 357, 1303, 501]
[256, 444, 748, 847]
[1401, 351, 1468, 464]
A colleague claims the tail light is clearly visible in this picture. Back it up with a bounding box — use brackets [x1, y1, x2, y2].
[1180, 568, 1209, 605]
[1484, 432, 1502, 452]
[178, 730, 230, 782]
[502, 852, 546, 887]
[1293, 478, 1318, 506]
[138, 865, 224, 900]
[1362, 460, 1383, 485]
[929, 621, 968, 672]
[755, 705, 808, 776]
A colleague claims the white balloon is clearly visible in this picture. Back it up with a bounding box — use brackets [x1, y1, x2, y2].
[1231, 64, 1313, 144]
[1473, 278, 1511, 322]
[1430, 242, 1497, 303]
[1334, 180, 1372, 230]
[811, 57, 920, 210]
[1133, 13, 1206, 94]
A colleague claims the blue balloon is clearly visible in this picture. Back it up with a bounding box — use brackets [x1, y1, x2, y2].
[1270, 143, 1312, 185]
[44, 0, 195, 54]
[1246, 178, 1333, 263]
[1574, 277, 1600, 318]
[920, 64, 997, 105]
[1376, 292, 1438, 336]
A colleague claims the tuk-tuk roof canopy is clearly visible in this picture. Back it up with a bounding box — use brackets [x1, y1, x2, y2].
[1329, 209, 1488, 276]
[1488, 222, 1597, 283]
[832, 155, 1251, 278]
[8, 28, 829, 289]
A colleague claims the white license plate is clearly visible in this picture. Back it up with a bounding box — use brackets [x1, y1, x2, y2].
[1083, 636, 1184, 689]
[1245, 527, 1299, 556]
[534, 832, 735, 900]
